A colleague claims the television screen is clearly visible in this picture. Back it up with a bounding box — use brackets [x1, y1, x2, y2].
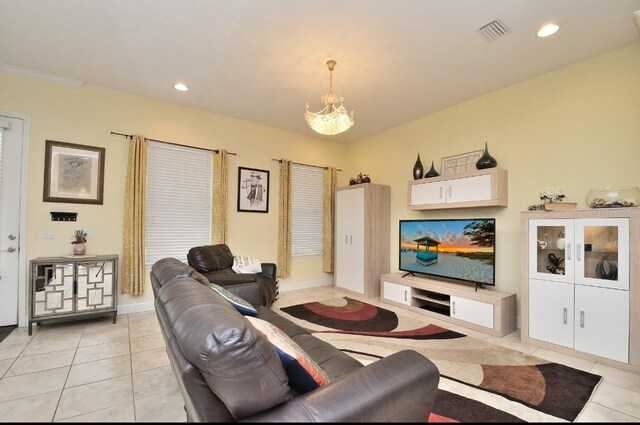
[399, 218, 495, 286]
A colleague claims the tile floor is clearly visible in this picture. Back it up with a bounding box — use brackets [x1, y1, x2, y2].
[0, 286, 638, 422]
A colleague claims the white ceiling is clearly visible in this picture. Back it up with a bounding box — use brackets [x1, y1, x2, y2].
[1, 0, 639, 142]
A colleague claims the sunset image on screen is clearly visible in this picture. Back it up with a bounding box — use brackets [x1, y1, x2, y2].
[399, 219, 495, 285]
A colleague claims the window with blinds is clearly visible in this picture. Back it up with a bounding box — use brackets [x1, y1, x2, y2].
[145, 142, 213, 265]
[291, 164, 324, 256]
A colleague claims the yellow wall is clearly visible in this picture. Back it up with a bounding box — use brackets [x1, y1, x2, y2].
[0, 74, 348, 305]
[2, 41, 639, 314]
[346, 42, 640, 313]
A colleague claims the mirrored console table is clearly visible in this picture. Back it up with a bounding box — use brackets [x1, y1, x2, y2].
[29, 255, 118, 335]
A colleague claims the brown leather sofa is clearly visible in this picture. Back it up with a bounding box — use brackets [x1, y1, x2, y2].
[187, 244, 277, 307]
[151, 258, 440, 422]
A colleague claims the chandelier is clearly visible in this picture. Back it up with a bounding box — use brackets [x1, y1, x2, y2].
[304, 60, 354, 136]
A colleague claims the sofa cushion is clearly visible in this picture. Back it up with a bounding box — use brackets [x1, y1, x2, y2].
[210, 283, 257, 316]
[151, 257, 211, 288]
[188, 244, 234, 272]
[247, 317, 329, 394]
[158, 278, 292, 419]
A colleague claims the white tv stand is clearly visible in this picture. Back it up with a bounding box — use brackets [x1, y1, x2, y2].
[380, 272, 517, 337]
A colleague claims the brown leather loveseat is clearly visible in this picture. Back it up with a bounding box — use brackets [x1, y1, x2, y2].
[151, 258, 440, 422]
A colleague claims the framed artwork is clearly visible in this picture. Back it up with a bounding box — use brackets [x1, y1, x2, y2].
[441, 149, 483, 176]
[237, 166, 269, 213]
[43, 140, 105, 204]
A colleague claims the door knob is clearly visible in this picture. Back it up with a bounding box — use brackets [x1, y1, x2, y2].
[5, 247, 16, 252]
[8, 234, 16, 240]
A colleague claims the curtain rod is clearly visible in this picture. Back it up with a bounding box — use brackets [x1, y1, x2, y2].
[110, 131, 237, 155]
[272, 159, 342, 172]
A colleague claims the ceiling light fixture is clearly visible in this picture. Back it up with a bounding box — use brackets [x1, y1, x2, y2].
[174, 82, 189, 91]
[537, 23, 560, 38]
[304, 60, 354, 136]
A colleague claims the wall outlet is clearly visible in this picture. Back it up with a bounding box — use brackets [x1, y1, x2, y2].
[42, 229, 55, 239]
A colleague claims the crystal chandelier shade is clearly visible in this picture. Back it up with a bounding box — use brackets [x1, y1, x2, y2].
[304, 60, 354, 136]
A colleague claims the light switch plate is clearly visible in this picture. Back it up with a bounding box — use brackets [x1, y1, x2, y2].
[42, 229, 55, 239]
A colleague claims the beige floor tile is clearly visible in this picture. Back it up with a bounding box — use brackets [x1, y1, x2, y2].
[591, 381, 640, 419]
[576, 401, 640, 422]
[0, 366, 69, 403]
[5, 348, 75, 377]
[73, 340, 130, 365]
[590, 363, 640, 393]
[129, 322, 161, 339]
[55, 375, 133, 421]
[83, 316, 129, 334]
[66, 354, 132, 388]
[530, 347, 596, 372]
[131, 347, 170, 373]
[33, 321, 85, 337]
[127, 311, 158, 327]
[78, 326, 130, 347]
[0, 390, 61, 421]
[0, 327, 35, 345]
[58, 401, 135, 422]
[130, 333, 165, 354]
[0, 341, 28, 361]
[132, 365, 179, 399]
[134, 388, 187, 422]
[484, 333, 539, 355]
[0, 359, 13, 378]
[21, 334, 81, 356]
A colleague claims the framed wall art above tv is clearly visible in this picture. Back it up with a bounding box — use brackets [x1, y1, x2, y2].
[43, 140, 105, 204]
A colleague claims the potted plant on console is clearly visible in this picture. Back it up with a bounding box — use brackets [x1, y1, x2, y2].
[71, 229, 88, 255]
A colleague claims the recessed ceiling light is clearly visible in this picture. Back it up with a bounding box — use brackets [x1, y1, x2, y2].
[537, 23, 559, 38]
[174, 83, 189, 92]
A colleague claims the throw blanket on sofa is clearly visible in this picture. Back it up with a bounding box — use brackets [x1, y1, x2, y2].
[232, 256, 262, 273]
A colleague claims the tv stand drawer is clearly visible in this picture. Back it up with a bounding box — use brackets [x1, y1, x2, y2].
[450, 296, 493, 329]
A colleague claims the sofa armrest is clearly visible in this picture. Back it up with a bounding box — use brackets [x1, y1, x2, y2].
[242, 350, 440, 423]
[221, 282, 262, 308]
[258, 263, 277, 280]
[203, 272, 257, 285]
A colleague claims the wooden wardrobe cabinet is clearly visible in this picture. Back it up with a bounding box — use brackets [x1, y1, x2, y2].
[334, 183, 390, 298]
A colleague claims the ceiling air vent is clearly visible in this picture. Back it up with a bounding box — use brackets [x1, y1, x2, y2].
[477, 19, 510, 41]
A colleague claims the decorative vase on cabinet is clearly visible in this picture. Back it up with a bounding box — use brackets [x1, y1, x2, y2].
[413, 154, 424, 180]
[476, 142, 497, 170]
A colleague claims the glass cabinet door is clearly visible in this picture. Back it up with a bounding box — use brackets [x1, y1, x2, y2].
[32, 262, 75, 317]
[76, 260, 116, 311]
[574, 218, 629, 290]
[528, 219, 575, 283]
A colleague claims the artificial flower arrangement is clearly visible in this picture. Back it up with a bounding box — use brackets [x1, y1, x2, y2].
[539, 187, 566, 203]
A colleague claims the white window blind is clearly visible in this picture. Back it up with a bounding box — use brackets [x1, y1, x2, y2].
[145, 142, 213, 265]
[291, 164, 324, 256]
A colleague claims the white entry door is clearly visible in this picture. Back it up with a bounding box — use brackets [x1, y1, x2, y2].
[0, 116, 25, 326]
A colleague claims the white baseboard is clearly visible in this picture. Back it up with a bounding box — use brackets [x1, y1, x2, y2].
[280, 279, 333, 292]
[117, 301, 155, 315]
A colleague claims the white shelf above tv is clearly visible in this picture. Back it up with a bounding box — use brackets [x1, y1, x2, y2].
[407, 168, 508, 210]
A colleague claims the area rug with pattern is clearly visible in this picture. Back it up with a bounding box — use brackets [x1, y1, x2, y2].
[276, 297, 602, 423]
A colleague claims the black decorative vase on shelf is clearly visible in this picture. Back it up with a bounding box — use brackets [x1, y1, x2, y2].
[476, 142, 497, 169]
[413, 154, 424, 180]
[425, 161, 439, 178]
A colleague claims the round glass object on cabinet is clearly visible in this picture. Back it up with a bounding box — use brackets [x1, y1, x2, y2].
[585, 186, 640, 208]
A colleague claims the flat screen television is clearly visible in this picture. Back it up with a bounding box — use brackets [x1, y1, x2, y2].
[399, 218, 496, 288]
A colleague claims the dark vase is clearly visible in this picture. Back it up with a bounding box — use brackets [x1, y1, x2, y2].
[476, 142, 497, 169]
[413, 154, 424, 180]
[425, 161, 439, 178]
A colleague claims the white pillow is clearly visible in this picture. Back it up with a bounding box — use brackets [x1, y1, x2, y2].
[232, 256, 262, 274]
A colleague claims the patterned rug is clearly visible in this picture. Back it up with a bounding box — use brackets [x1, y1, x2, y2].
[277, 297, 602, 423]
